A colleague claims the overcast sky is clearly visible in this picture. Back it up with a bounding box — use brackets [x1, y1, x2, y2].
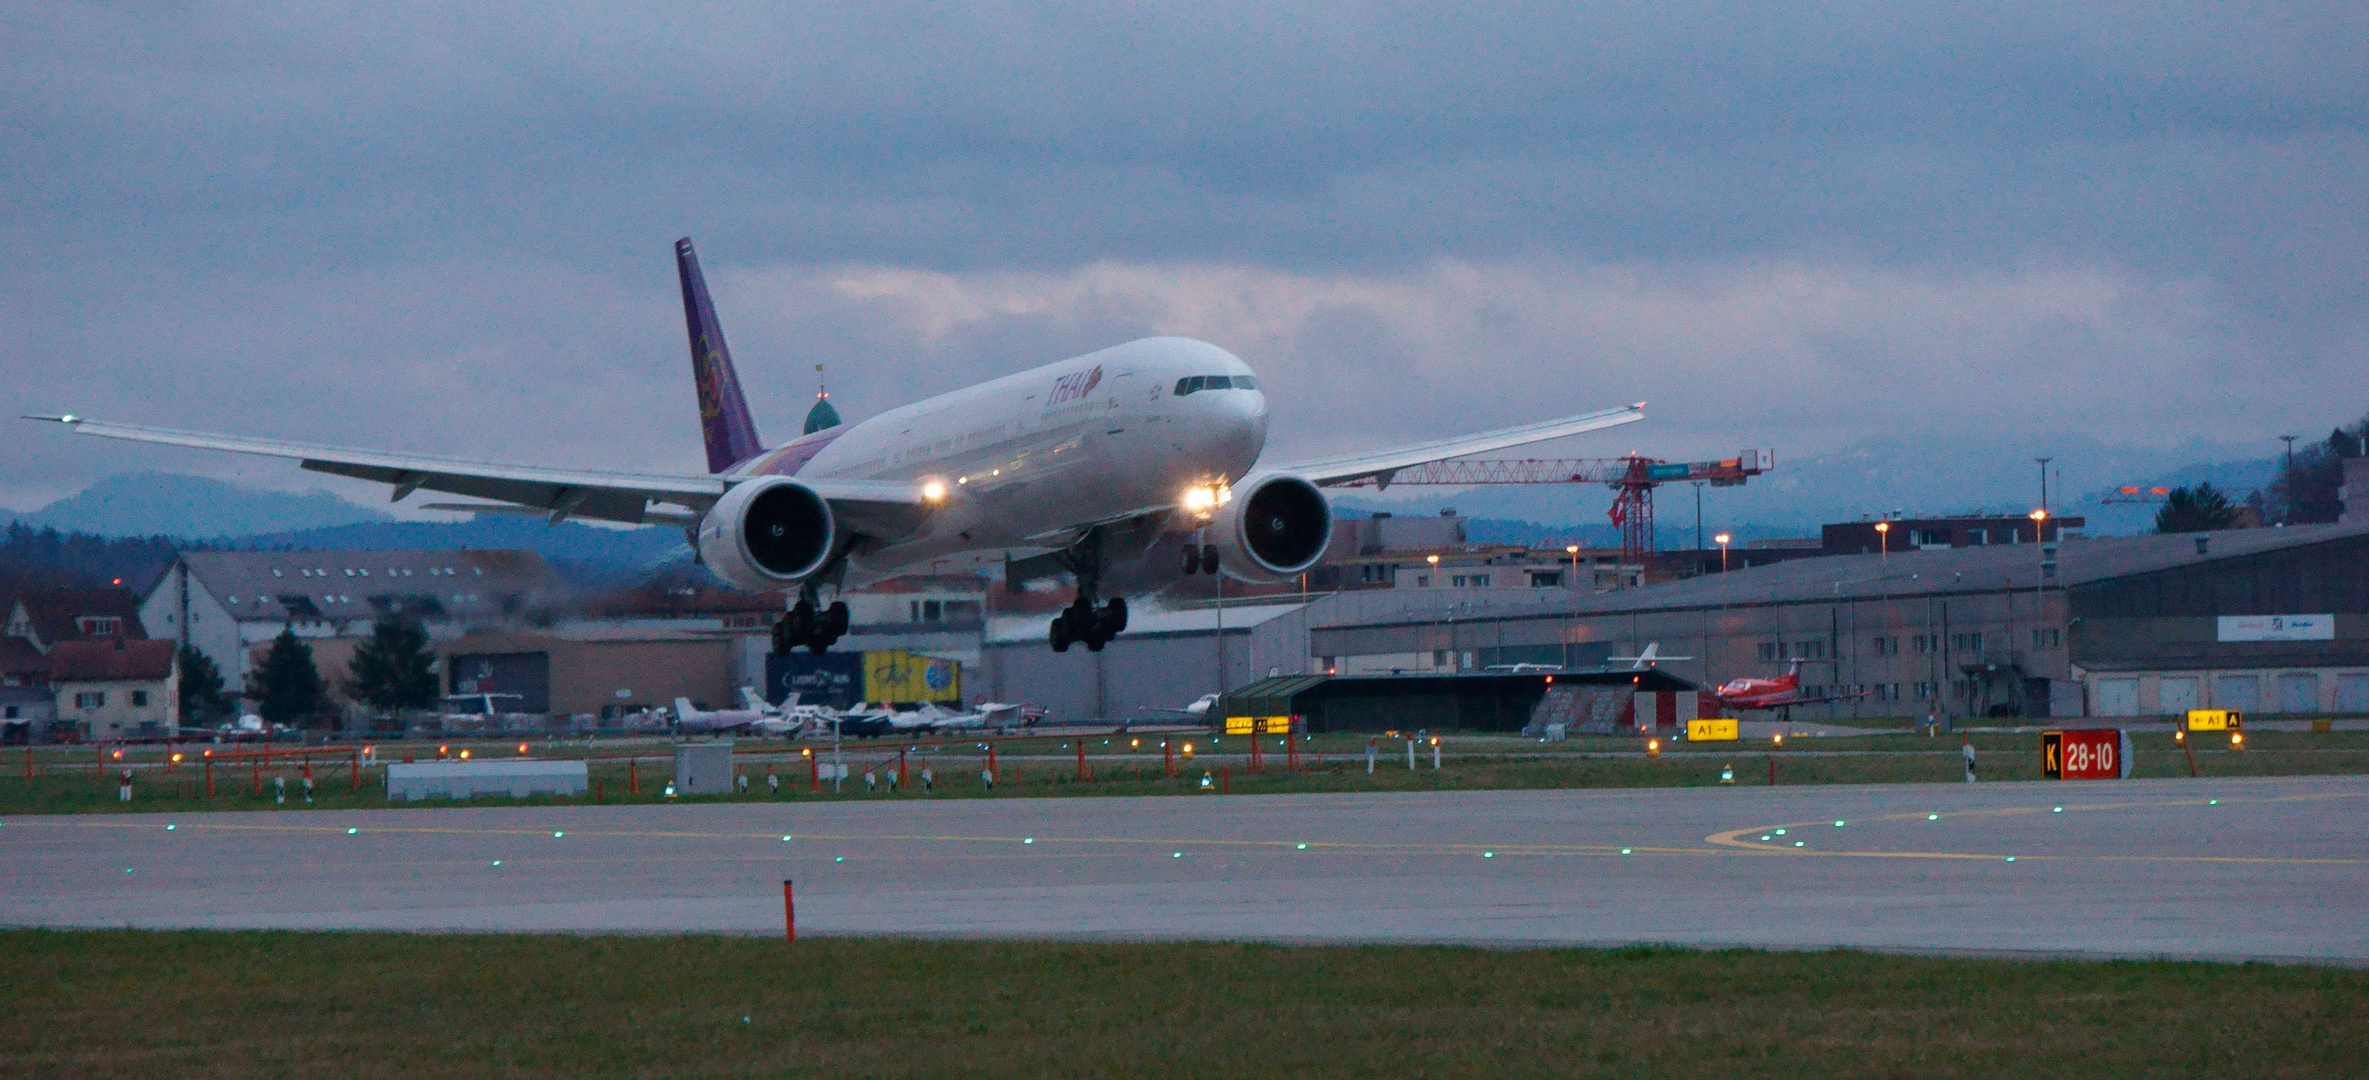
[6, 1, 2364, 514]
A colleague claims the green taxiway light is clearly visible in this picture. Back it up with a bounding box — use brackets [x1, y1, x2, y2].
[1834, 820, 1846, 827]
[1759, 834, 1771, 841]
[835, 856, 844, 862]
[2052, 807, 2063, 813]
[781, 835, 793, 842]
[1774, 828, 1787, 835]
[1023, 837, 1034, 844]
[1620, 848, 1632, 855]
[1296, 843, 1308, 850]
[553, 831, 565, 837]
[1483, 851, 1495, 858]
[1927, 814, 1939, 821]
[2005, 856, 2017, 862]
[1171, 852, 1182, 858]
[346, 827, 359, 835]
[2209, 799, 2219, 805]
[124, 868, 133, 874]
[491, 860, 502, 866]
[1793, 841, 1805, 847]
[165, 824, 176, 831]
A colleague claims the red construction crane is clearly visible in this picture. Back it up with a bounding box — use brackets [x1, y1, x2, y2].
[1334, 450, 1775, 566]
[2099, 486, 2171, 504]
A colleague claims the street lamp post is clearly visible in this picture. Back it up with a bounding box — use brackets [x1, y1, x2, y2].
[1565, 544, 1579, 589]
[1714, 533, 1731, 574]
[1875, 520, 1890, 567]
[2280, 435, 2298, 522]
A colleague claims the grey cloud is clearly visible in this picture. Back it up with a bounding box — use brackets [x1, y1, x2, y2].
[4, 1, 2364, 513]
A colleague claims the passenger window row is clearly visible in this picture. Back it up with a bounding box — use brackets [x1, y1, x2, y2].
[1174, 374, 1258, 395]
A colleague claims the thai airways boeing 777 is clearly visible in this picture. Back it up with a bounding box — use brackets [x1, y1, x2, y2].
[29, 239, 1643, 655]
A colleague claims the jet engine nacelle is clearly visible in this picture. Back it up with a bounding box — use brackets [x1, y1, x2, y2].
[697, 476, 836, 591]
[1208, 472, 1331, 582]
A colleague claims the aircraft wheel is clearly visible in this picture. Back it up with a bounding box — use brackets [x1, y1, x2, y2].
[1181, 546, 1201, 574]
[1049, 613, 1073, 653]
[1101, 597, 1128, 635]
[1084, 636, 1105, 652]
[824, 601, 850, 637]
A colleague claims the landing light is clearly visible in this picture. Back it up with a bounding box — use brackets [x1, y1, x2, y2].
[921, 480, 948, 502]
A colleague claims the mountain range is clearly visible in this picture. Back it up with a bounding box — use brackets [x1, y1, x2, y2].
[0, 433, 2299, 576]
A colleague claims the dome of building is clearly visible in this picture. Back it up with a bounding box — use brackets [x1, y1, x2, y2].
[803, 395, 841, 434]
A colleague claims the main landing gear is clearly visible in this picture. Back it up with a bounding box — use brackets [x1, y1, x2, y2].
[1050, 526, 1129, 653]
[774, 586, 849, 656]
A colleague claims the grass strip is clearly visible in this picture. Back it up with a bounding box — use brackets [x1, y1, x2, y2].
[2, 930, 2363, 1079]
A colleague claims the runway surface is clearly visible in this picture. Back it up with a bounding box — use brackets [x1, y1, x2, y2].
[7, 775, 2366, 962]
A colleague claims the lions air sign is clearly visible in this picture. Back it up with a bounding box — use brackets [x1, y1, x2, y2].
[2216, 615, 2333, 642]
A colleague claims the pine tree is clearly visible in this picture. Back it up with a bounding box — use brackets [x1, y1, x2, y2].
[2155, 483, 2239, 534]
[249, 625, 325, 728]
[346, 615, 440, 712]
[176, 644, 229, 723]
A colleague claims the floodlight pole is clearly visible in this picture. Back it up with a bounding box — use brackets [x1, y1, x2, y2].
[2279, 435, 2298, 522]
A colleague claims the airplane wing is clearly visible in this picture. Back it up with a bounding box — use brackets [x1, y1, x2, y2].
[25, 415, 932, 528]
[1267, 402, 1646, 488]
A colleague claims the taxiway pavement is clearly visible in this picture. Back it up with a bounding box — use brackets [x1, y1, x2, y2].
[7, 776, 2364, 962]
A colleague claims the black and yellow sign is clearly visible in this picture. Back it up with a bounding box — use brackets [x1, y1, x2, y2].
[1686, 718, 1740, 741]
[2185, 709, 2241, 732]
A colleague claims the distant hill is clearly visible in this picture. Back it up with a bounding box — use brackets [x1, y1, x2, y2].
[230, 517, 690, 591]
[17, 472, 389, 538]
[1333, 433, 2282, 538]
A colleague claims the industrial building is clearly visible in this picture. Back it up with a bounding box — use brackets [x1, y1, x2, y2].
[970, 522, 2369, 724]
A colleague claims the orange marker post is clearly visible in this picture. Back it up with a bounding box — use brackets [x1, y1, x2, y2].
[1163, 739, 1174, 778]
[1220, 765, 1230, 794]
[629, 758, 640, 795]
[1076, 740, 1088, 782]
[783, 879, 796, 942]
[808, 753, 819, 793]
[987, 743, 999, 786]
[1249, 733, 1263, 774]
[899, 749, 909, 788]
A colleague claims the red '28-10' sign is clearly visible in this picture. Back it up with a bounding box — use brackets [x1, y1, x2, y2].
[2043, 729, 2121, 780]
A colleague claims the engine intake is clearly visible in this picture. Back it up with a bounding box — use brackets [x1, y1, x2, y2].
[697, 477, 836, 590]
[1209, 473, 1331, 582]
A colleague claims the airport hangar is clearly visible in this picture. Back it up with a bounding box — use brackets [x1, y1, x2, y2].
[978, 522, 2369, 725]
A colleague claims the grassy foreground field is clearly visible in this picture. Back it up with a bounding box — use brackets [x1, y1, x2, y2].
[4, 931, 2364, 1079]
[5, 729, 2369, 816]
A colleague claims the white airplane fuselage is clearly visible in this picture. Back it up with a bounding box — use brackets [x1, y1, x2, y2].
[732, 337, 1266, 579]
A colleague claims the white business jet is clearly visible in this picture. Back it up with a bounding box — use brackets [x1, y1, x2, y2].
[29, 239, 1642, 657]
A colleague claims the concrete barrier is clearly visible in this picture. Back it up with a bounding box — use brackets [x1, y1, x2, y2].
[386, 759, 589, 801]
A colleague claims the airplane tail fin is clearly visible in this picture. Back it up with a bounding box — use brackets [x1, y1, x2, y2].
[673, 696, 699, 719]
[674, 238, 764, 473]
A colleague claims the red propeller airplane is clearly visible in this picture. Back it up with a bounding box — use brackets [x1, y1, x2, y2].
[1713, 659, 1867, 712]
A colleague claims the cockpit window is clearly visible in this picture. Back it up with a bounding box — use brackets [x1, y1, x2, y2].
[1173, 374, 1256, 395]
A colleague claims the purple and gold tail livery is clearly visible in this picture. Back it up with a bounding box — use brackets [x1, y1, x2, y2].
[676, 238, 764, 474]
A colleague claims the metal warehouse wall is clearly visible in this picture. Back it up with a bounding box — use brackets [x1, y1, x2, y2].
[981, 632, 1255, 722]
[1314, 589, 2075, 721]
[2071, 535, 2369, 671]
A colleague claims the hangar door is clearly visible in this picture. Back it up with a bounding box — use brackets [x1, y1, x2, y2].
[2094, 678, 2138, 717]
[2158, 676, 2199, 716]
[448, 652, 551, 713]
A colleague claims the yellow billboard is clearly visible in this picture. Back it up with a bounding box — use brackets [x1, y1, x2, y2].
[1261, 716, 1292, 734]
[1224, 716, 1255, 735]
[1687, 718, 1740, 742]
[862, 650, 962, 704]
[2185, 709, 2241, 732]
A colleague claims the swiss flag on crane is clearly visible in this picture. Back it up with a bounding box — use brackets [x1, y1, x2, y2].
[1607, 500, 1627, 527]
